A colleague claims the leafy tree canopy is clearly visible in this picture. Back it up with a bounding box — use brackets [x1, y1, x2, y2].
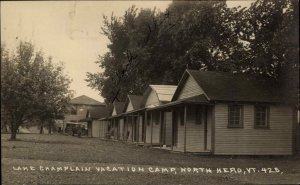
[1, 42, 73, 139]
[86, 0, 299, 105]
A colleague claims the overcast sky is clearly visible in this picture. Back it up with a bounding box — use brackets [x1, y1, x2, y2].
[1, 1, 253, 103]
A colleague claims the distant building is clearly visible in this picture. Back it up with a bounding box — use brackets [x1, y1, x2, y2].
[64, 95, 106, 136]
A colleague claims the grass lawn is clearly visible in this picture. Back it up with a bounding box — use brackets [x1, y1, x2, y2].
[1, 134, 300, 185]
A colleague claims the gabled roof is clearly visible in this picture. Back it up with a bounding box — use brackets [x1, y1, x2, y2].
[105, 104, 114, 116]
[113, 101, 126, 115]
[70, 95, 105, 106]
[124, 95, 144, 112]
[88, 106, 109, 119]
[95, 104, 115, 121]
[147, 94, 209, 111]
[144, 85, 177, 103]
[173, 70, 282, 103]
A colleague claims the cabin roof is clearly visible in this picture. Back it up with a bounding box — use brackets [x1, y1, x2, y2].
[147, 85, 177, 102]
[105, 104, 114, 116]
[88, 106, 110, 119]
[128, 95, 144, 110]
[113, 101, 126, 114]
[147, 94, 209, 111]
[176, 70, 282, 103]
[70, 95, 105, 106]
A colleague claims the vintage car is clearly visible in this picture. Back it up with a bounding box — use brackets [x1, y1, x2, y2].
[64, 122, 87, 137]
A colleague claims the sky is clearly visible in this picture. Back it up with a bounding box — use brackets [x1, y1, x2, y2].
[1, 1, 253, 103]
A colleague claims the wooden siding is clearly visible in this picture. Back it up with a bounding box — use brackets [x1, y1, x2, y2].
[207, 107, 212, 151]
[177, 76, 204, 100]
[146, 124, 151, 143]
[176, 117, 185, 150]
[123, 118, 129, 141]
[214, 104, 293, 155]
[126, 102, 134, 112]
[186, 107, 205, 152]
[92, 120, 100, 137]
[174, 106, 212, 152]
[88, 123, 92, 137]
[145, 90, 161, 107]
[100, 120, 109, 138]
[152, 116, 160, 144]
[113, 119, 118, 140]
[164, 112, 173, 146]
[131, 117, 137, 142]
[127, 119, 133, 142]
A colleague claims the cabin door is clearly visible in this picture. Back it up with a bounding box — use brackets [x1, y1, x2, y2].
[138, 115, 143, 142]
[205, 106, 212, 151]
[134, 116, 139, 142]
[164, 112, 172, 146]
[203, 106, 208, 151]
[124, 118, 128, 141]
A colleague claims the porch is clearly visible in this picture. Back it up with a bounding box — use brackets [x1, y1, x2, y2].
[146, 95, 213, 153]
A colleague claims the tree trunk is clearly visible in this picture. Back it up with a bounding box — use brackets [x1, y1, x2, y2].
[40, 121, 44, 134]
[4, 124, 8, 133]
[10, 122, 18, 140]
[1, 123, 8, 133]
[48, 120, 52, 135]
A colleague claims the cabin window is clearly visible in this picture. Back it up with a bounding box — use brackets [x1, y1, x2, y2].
[228, 105, 243, 128]
[179, 109, 184, 126]
[254, 105, 269, 128]
[70, 106, 77, 115]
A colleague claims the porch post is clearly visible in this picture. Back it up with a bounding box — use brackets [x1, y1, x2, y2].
[116, 118, 119, 140]
[113, 119, 115, 140]
[159, 110, 162, 148]
[124, 114, 129, 141]
[171, 109, 174, 151]
[144, 111, 147, 143]
[137, 113, 139, 143]
[115, 118, 118, 140]
[211, 105, 215, 154]
[204, 106, 208, 151]
[150, 111, 153, 147]
[184, 104, 187, 153]
[131, 115, 134, 142]
[117, 118, 119, 140]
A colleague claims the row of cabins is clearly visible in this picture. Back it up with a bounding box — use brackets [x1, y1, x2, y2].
[91, 70, 298, 155]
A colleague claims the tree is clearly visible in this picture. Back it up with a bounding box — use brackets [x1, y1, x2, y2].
[1, 42, 73, 140]
[86, 0, 298, 105]
[228, 0, 299, 106]
[86, 1, 228, 103]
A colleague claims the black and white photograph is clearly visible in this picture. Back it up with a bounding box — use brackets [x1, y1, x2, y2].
[1, 0, 299, 184]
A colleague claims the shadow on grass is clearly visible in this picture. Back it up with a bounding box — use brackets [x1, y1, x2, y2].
[23, 140, 81, 145]
[189, 153, 300, 161]
[5, 139, 80, 145]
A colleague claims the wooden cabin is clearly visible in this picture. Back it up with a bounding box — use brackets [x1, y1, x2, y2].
[84, 106, 108, 137]
[109, 101, 125, 140]
[122, 95, 145, 143]
[143, 85, 177, 146]
[148, 70, 295, 155]
[91, 104, 113, 138]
